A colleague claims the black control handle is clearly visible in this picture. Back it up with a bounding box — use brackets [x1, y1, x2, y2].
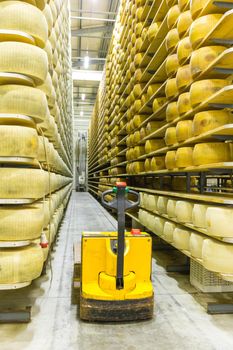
[101, 188, 140, 211]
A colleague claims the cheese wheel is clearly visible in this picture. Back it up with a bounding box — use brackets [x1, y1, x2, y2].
[202, 239, 233, 274]
[140, 193, 145, 208]
[43, 4, 53, 34]
[193, 110, 233, 136]
[176, 65, 193, 92]
[0, 85, 49, 123]
[165, 150, 176, 169]
[146, 121, 164, 135]
[190, 46, 226, 78]
[178, 0, 189, 11]
[157, 196, 168, 214]
[144, 158, 151, 172]
[190, 0, 206, 18]
[133, 115, 148, 128]
[0, 125, 38, 158]
[177, 11, 193, 38]
[165, 127, 177, 146]
[145, 194, 158, 212]
[134, 53, 143, 68]
[133, 130, 141, 144]
[166, 0, 177, 6]
[134, 68, 143, 82]
[189, 233, 206, 260]
[0, 244, 44, 286]
[192, 204, 208, 228]
[177, 37, 192, 65]
[145, 139, 165, 153]
[206, 206, 233, 237]
[0, 1, 48, 47]
[140, 127, 146, 140]
[176, 120, 193, 142]
[167, 199, 177, 218]
[165, 28, 179, 53]
[0, 168, 49, 199]
[190, 0, 227, 19]
[134, 145, 145, 158]
[165, 78, 178, 99]
[189, 14, 222, 49]
[0, 204, 44, 241]
[153, 97, 167, 112]
[190, 79, 228, 107]
[167, 5, 181, 29]
[173, 227, 191, 251]
[135, 22, 143, 37]
[165, 54, 179, 78]
[0, 41, 48, 84]
[44, 40, 53, 64]
[166, 102, 179, 122]
[147, 84, 162, 97]
[193, 142, 231, 165]
[135, 37, 143, 52]
[147, 22, 161, 42]
[177, 92, 192, 115]
[153, 216, 166, 236]
[132, 161, 144, 174]
[151, 156, 165, 170]
[175, 147, 193, 167]
[175, 200, 193, 223]
[163, 221, 175, 243]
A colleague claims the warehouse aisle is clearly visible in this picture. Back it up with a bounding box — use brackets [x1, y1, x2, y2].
[0, 192, 233, 350]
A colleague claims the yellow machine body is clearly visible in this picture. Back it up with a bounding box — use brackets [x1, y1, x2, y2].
[81, 231, 153, 300]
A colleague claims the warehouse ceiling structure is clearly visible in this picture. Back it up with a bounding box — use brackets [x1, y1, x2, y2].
[71, 0, 120, 135]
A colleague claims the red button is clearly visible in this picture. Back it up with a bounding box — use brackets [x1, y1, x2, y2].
[131, 229, 141, 235]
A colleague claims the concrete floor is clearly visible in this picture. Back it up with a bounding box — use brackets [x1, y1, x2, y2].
[0, 191, 233, 350]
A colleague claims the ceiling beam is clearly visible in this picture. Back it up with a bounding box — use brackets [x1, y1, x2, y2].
[72, 25, 113, 36]
[71, 9, 117, 16]
[71, 16, 115, 23]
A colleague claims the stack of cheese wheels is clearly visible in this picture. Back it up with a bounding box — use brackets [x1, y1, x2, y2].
[0, 0, 72, 289]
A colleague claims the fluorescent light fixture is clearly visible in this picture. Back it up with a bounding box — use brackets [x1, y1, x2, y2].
[80, 111, 84, 117]
[81, 93, 86, 101]
[72, 69, 103, 81]
[84, 55, 90, 69]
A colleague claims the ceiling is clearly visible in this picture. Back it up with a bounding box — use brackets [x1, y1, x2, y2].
[70, 0, 120, 137]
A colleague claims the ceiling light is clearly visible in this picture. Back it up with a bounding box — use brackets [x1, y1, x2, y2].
[81, 93, 86, 101]
[80, 111, 84, 117]
[84, 55, 90, 69]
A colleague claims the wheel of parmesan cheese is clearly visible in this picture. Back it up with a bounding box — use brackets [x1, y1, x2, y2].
[176, 65, 193, 92]
[206, 206, 233, 238]
[0, 244, 44, 287]
[189, 232, 206, 260]
[145, 139, 165, 153]
[189, 14, 223, 49]
[193, 142, 231, 165]
[0, 168, 49, 199]
[192, 203, 208, 228]
[157, 196, 168, 214]
[163, 221, 175, 243]
[165, 54, 179, 78]
[192, 110, 233, 136]
[0, 125, 38, 158]
[167, 199, 177, 218]
[190, 79, 228, 107]
[166, 102, 179, 122]
[0, 1, 48, 48]
[0, 41, 48, 84]
[147, 22, 161, 42]
[167, 5, 181, 29]
[153, 216, 166, 236]
[177, 11, 192, 38]
[177, 92, 192, 115]
[190, 46, 226, 78]
[175, 200, 193, 223]
[202, 239, 233, 274]
[166, 28, 179, 53]
[175, 147, 193, 168]
[0, 85, 49, 123]
[165, 127, 177, 146]
[176, 120, 193, 142]
[165, 150, 176, 169]
[173, 227, 191, 251]
[151, 156, 165, 171]
[0, 204, 44, 241]
[177, 37, 192, 65]
[165, 78, 178, 99]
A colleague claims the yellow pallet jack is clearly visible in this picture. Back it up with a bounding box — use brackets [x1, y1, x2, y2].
[79, 182, 154, 322]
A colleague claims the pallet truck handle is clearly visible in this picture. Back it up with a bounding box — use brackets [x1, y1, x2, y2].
[101, 183, 140, 290]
